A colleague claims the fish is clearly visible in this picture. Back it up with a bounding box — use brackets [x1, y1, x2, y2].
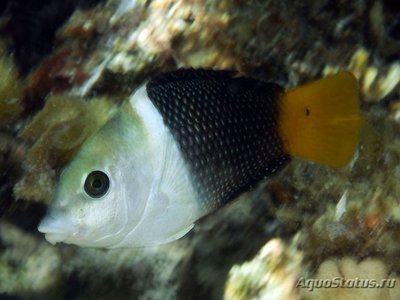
[38, 69, 360, 248]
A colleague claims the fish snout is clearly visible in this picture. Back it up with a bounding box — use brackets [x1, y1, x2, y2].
[38, 212, 76, 245]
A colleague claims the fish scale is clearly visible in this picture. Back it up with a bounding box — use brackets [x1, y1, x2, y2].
[146, 69, 290, 211]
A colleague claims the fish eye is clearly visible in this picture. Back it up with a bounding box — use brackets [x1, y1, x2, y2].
[84, 171, 110, 198]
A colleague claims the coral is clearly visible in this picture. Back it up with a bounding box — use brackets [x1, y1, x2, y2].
[224, 238, 301, 300]
[347, 48, 400, 102]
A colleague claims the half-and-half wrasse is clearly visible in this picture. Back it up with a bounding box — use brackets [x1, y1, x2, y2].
[38, 69, 360, 248]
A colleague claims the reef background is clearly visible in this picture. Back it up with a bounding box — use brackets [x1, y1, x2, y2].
[0, 0, 399, 299]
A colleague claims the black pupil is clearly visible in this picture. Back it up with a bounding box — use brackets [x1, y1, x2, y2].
[84, 171, 110, 198]
[92, 179, 102, 189]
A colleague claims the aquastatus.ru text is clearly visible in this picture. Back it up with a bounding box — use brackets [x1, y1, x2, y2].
[296, 277, 396, 291]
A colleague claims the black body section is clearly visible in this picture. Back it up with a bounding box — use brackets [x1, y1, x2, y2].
[146, 69, 290, 211]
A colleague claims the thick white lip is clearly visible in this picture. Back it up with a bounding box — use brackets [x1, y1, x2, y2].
[38, 212, 76, 245]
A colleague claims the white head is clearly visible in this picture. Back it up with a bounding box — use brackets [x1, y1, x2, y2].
[38, 87, 199, 248]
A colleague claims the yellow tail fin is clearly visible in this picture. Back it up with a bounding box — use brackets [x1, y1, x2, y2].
[278, 72, 361, 167]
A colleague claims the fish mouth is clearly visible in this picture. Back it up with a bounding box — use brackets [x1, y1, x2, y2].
[38, 212, 76, 245]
